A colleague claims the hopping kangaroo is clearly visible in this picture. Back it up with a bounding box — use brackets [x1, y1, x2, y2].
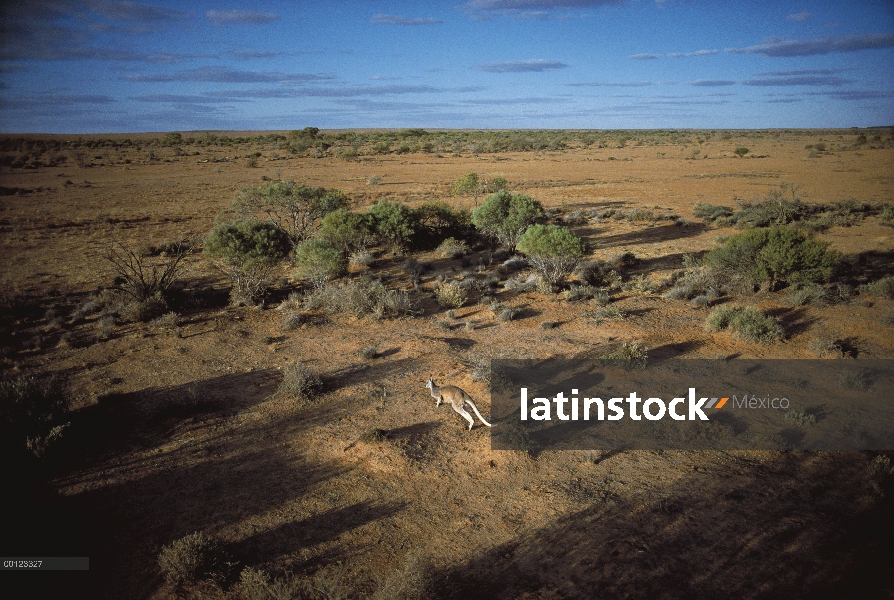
[425, 376, 492, 430]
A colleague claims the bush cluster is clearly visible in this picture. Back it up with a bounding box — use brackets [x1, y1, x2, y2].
[204, 220, 292, 304]
[704, 226, 840, 291]
[706, 305, 783, 343]
[471, 190, 546, 250]
[303, 277, 417, 320]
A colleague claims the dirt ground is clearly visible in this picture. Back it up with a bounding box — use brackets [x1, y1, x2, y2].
[2, 129, 893, 599]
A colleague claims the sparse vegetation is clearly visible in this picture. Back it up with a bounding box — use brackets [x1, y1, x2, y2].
[706, 305, 783, 343]
[0, 374, 69, 460]
[157, 531, 224, 588]
[304, 277, 417, 319]
[277, 362, 324, 401]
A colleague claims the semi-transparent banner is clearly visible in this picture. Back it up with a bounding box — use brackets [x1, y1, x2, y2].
[489, 359, 894, 451]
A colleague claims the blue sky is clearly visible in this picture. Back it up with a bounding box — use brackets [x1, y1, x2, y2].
[1, 0, 893, 132]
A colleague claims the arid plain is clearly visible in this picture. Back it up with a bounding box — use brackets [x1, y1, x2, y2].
[2, 129, 893, 599]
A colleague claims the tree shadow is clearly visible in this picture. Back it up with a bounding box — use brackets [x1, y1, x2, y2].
[635, 251, 707, 275]
[232, 500, 407, 568]
[766, 306, 816, 337]
[428, 451, 894, 599]
[594, 223, 708, 249]
[8, 368, 379, 599]
[648, 340, 705, 359]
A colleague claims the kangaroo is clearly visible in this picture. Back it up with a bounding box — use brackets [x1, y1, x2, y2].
[425, 376, 492, 430]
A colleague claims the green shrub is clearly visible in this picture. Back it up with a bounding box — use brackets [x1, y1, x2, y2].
[232, 181, 349, 244]
[516, 224, 584, 290]
[734, 147, 750, 157]
[435, 281, 468, 308]
[204, 220, 291, 304]
[414, 201, 471, 246]
[471, 190, 546, 249]
[319, 209, 376, 251]
[0, 374, 69, 460]
[294, 239, 347, 287]
[704, 226, 840, 290]
[706, 305, 783, 343]
[437, 237, 470, 259]
[451, 172, 480, 197]
[369, 199, 418, 250]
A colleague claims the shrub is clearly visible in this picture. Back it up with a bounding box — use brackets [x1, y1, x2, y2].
[601, 341, 647, 370]
[120, 294, 169, 323]
[157, 532, 224, 587]
[516, 224, 585, 291]
[232, 181, 349, 244]
[862, 276, 894, 299]
[436, 281, 468, 308]
[0, 374, 69, 460]
[360, 428, 388, 443]
[304, 277, 417, 320]
[706, 305, 783, 343]
[369, 199, 418, 250]
[204, 220, 291, 305]
[437, 237, 470, 259]
[734, 147, 750, 157]
[294, 239, 347, 287]
[451, 172, 480, 198]
[318, 209, 376, 251]
[482, 175, 509, 193]
[471, 190, 546, 250]
[401, 258, 427, 283]
[784, 409, 816, 426]
[703, 226, 840, 290]
[105, 240, 191, 303]
[414, 201, 471, 246]
[277, 362, 323, 402]
[564, 284, 599, 302]
[693, 202, 733, 222]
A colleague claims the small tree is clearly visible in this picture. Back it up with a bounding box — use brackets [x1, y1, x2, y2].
[294, 239, 347, 288]
[232, 181, 349, 244]
[516, 224, 585, 291]
[204, 221, 291, 305]
[704, 226, 840, 291]
[369, 199, 418, 251]
[472, 190, 546, 250]
[451, 172, 481, 203]
[734, 147, 750, 157]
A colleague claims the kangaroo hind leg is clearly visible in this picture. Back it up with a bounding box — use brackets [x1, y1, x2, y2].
[455, 405, 475, 430]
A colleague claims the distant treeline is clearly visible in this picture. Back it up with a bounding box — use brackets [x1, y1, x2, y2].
[1, 127, 891, 159]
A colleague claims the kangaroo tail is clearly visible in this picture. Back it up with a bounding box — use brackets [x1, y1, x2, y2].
[466, 400, 493, 427]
